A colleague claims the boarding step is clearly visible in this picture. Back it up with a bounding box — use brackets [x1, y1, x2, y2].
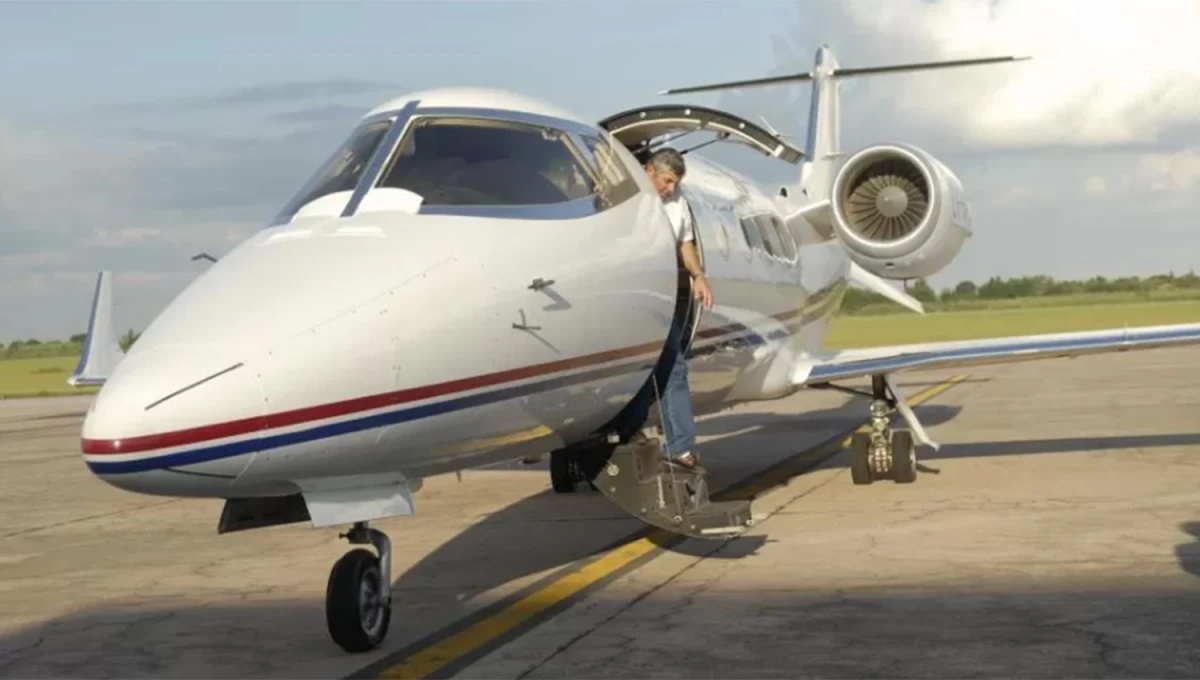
[593, 438, 754, 539]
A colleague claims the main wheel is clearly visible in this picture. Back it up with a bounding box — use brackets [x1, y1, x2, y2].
[326, 548, 392, 653]
[848, 432, 873, 485]
[550, 451, 575, 493]
[891, 429, 917, 484]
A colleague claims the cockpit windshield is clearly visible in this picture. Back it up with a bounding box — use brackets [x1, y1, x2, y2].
[269, 110, 643, 225]
[272, 117, 393, 224]
[376, 116, 598, 207]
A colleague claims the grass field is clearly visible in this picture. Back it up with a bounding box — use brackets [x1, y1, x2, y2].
[824, 299, 1200, 348]
[846, 288, 1200, 317]
[0, 356, 96, 399]
[4, 300, 1200, 399]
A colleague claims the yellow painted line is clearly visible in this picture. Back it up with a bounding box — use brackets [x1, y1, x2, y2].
[372, 373, 969, 679]
[378, 533, 670, 679]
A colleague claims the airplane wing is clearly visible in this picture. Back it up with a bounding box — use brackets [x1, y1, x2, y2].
[794, 322, 1200, 386]
[68, 271, 125, 387]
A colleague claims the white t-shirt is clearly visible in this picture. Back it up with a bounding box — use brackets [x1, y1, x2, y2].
[661, 191, 694, 244]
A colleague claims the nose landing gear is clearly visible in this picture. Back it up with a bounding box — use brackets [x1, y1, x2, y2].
[326, 521, 393, 653]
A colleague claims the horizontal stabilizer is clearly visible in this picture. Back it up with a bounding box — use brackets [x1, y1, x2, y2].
[833, 55, 1031, 79]
[658, 54, 1030, 95]
[660, 71, 817, 96]
[68, 271, 124, 387]
[847, 262, 925, 314]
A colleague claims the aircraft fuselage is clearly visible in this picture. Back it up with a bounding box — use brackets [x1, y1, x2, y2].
[79, 89, 849, 501]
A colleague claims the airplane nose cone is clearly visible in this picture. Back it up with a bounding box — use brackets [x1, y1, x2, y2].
[82, 342, 266, 496]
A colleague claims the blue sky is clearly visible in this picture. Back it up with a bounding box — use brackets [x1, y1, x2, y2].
[2, 0, 1198, 342]
[1, 1, 770, 119]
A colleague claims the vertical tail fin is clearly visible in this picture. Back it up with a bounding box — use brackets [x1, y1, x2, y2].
[68, 271, 124, 387]
[658, 48, 1030, 201]
[800, 45, 841, 203]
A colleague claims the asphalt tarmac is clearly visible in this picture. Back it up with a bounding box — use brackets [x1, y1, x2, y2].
[1, 347, 1198, 679]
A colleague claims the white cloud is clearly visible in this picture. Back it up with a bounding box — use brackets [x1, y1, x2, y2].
[739, 0, 1200, 151]
[858, 0, 1200, 148]
[1084, 176, 1107, 197]
[0, 114, 320, 342]
[0, 119, 165, 234]
[986, 185, 1042, 207]
[1127, 149, 1200, 193]
[81, 227, 162, 247]
[0, 251, 71, 268]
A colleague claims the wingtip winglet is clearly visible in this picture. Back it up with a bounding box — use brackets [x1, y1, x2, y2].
[68, 270, 123, 388]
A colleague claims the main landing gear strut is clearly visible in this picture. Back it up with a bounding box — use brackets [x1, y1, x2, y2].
[326, 521, 392, 653]
[819, 374, 935, 485]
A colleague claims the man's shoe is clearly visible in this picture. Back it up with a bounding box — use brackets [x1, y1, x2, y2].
[669, 451, 706, 473]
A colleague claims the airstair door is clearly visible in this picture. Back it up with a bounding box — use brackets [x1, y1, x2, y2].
[598, 103, 805, 165]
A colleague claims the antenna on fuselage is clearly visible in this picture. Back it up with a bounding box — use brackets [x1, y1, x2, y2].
[657, 47, 1030, 201]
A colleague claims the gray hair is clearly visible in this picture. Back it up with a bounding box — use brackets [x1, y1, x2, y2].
[647, 148, 686, 178]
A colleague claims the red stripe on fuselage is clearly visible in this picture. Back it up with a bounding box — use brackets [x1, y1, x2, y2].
[82, 338, 665, 456]
[81, 306, 811, 456]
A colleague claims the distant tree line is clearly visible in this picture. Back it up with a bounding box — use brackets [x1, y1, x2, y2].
[840, 270, 1200, 314]
[2, 329, 141, 359]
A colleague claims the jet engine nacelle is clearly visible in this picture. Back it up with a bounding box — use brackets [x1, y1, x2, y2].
[829, 143, 972, 280]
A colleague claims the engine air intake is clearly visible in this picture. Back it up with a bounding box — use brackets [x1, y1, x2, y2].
[841, 159, 929, 242]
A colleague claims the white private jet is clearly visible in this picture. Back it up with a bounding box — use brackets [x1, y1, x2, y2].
[68, 46, 1200, 653]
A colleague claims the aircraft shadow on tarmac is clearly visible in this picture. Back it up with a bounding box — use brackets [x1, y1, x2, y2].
[382, 382, 1200, 671]
[384, 391, 966, 625]
[926, 433, 1200, 461]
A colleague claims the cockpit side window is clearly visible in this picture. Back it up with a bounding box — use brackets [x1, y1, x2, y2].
[376, 117, 600, 207]
[574, 133, 640, 207]
[272, 118, 393, 224]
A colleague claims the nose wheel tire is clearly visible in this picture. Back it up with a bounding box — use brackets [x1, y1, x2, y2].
[326, 547, 392, 653]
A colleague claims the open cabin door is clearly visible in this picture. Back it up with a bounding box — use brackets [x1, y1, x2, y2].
[597, 103, 806, 166]
[676, 196, 704, 356]
[598, 104, 806, 354]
